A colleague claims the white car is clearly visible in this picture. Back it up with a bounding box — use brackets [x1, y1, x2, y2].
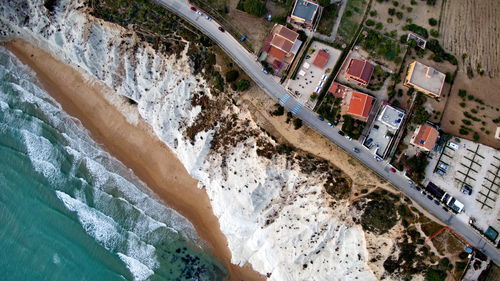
[345, 135, 352, 141]
[447, 142, 459, 150]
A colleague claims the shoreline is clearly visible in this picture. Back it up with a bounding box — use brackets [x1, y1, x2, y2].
[4, 38, 265, 281]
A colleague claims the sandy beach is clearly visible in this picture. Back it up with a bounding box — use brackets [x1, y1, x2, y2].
[4, 38, 265, 281]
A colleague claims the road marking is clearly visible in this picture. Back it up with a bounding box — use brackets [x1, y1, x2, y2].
[291, 103, 302, 115]
[279, 94, 291, 105]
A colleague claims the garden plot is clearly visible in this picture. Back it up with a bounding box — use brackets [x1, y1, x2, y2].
[366, 0, 442, 41]
[424, 138, 500, 232]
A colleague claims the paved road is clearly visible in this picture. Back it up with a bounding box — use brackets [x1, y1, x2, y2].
[156, 0, 499, 265]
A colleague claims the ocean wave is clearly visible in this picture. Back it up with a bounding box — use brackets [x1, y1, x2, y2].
[0, 45, 223, 281]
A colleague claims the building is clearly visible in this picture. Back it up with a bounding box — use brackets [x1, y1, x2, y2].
[260, 24, 302, 76]
[344, 91, 374, 122]
[344, 58, 374, 86]
[289, 0, 319, 28]
[328, 82, 348, 98]
[410, 124, 439, 151]
[495, 127, 500, 140]
[404, 61, 445, 98]
[312, 50, 330, 69]
[377, 104, 405, 130]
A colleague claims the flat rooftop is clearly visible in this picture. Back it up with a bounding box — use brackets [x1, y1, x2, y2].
[377, 104, 405, 130]
[292, 0, 319, 21]
[408, 61, 445, 96]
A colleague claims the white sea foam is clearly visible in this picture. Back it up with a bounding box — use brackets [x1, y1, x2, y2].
[117, 253, 154, 281]
[0, 1, 380, 280]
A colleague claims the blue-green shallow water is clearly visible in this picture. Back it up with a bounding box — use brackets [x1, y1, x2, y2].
[0, 46, 227, 281]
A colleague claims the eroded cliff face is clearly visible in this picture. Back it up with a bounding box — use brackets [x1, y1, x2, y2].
[0, 1, 391, 280]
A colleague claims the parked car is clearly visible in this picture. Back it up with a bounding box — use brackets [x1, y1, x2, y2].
[427, 195, 433, 200]
[415, 186, 422, 192]
[318, 115, 325, 121]
[261, 68, 269, 75]
[408, 180, 414, 186]
[436, 169, 446, 176]
[434, 200, 440, 206]
[374, 155, 383, 162]
[337, 130, 345, 136]
[438, 162, 449, 171]
[389, 167, 396, 173]
[206, 16, 212, 20]
[345, 135, 352, 141]
[447, 142, 459, 150]
[365, 138, 373, 147]
[327, 122, 333, 127]
[218, 26, 225, 32]
[353, 147, 361, 153]
[461, 185, 473, 195]
[190, 6, 197, 11]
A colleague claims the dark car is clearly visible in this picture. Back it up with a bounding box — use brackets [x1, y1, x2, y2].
[415, 186, 421, 191]
[338, 130, 345, 136]
[218, 26, 225, 32]
[365, 138, 373, 146]
[190, 6, 197, 11]
[353, 147, 361, 153]
[442, 206, 449, 212]
[318, 115, 325, 121]
[434, 200, 440, 206]
[427, 195, 433, 200]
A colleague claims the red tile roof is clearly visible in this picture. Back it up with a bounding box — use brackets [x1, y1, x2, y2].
[345, 59, 374, 85]
[412, 124, 439, 151]
[270, 35, 294, 53]
[328, 82, 347, 98]
[313, 50, 330, 68]
[276, 25, 299, 42]
[268, 46, 286, 61]
[347, 91, 373, 119]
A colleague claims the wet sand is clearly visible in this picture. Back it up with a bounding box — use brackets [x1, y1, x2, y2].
[4, 38, 265, 281]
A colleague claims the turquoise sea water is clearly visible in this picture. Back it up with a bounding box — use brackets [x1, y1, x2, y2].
[0, 47, 226, 281]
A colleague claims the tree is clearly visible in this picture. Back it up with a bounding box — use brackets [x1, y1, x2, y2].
[243, 0, 267, 17]
[293, 118, 303, 129]
[425, 268, 446, 281]
[235, 79, 250, 91]
[225, 69, 239, 83]
[428, 18, 438, 26]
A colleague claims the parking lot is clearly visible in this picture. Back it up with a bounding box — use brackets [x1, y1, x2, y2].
[424, 138, 500, 232]
[285, 41, 341, 109]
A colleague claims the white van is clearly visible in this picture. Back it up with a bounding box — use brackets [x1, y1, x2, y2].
[447, 142, 459, 150]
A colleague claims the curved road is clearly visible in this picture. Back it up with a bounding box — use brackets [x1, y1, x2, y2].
[156, 0, 499, 264]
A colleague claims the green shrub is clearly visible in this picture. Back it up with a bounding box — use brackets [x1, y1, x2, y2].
[293, 118, 303, 129]
[407, 7, 413, 12]
[459, 102, 466, 108]
[426, 268, 446, 281]
[405, 23, 429, 38]
[388, 8, 396, 16]
[392, 1, 399, 6]
[458, 89, 467, 98]
[235, 79, 250, 91]
[375, 22, 383, 30]
[473, 132, 480, 141]
[429, 18, 438, 26]
[225, 69, 239, 82]
[396, 11, 403, 19]
[459, 128, 469, 135]
[430, 29, 439, 37]
[366, 19, 375, 26]
[370, 10, 377, 17]
[462, 119, 471, 125]
[411, 0, 417, 4]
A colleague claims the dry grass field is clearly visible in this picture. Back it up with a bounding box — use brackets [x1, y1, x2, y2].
[440, 0, 500, 77]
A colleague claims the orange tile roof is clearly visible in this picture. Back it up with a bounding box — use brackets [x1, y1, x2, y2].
[276, 25, 299, 42]
[270, 35, 294, 53]
[267, 46, 286, 61]
[313, 50, 330, 68]
[412, 124, 439, 150]
[347, 91, 373, 119]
